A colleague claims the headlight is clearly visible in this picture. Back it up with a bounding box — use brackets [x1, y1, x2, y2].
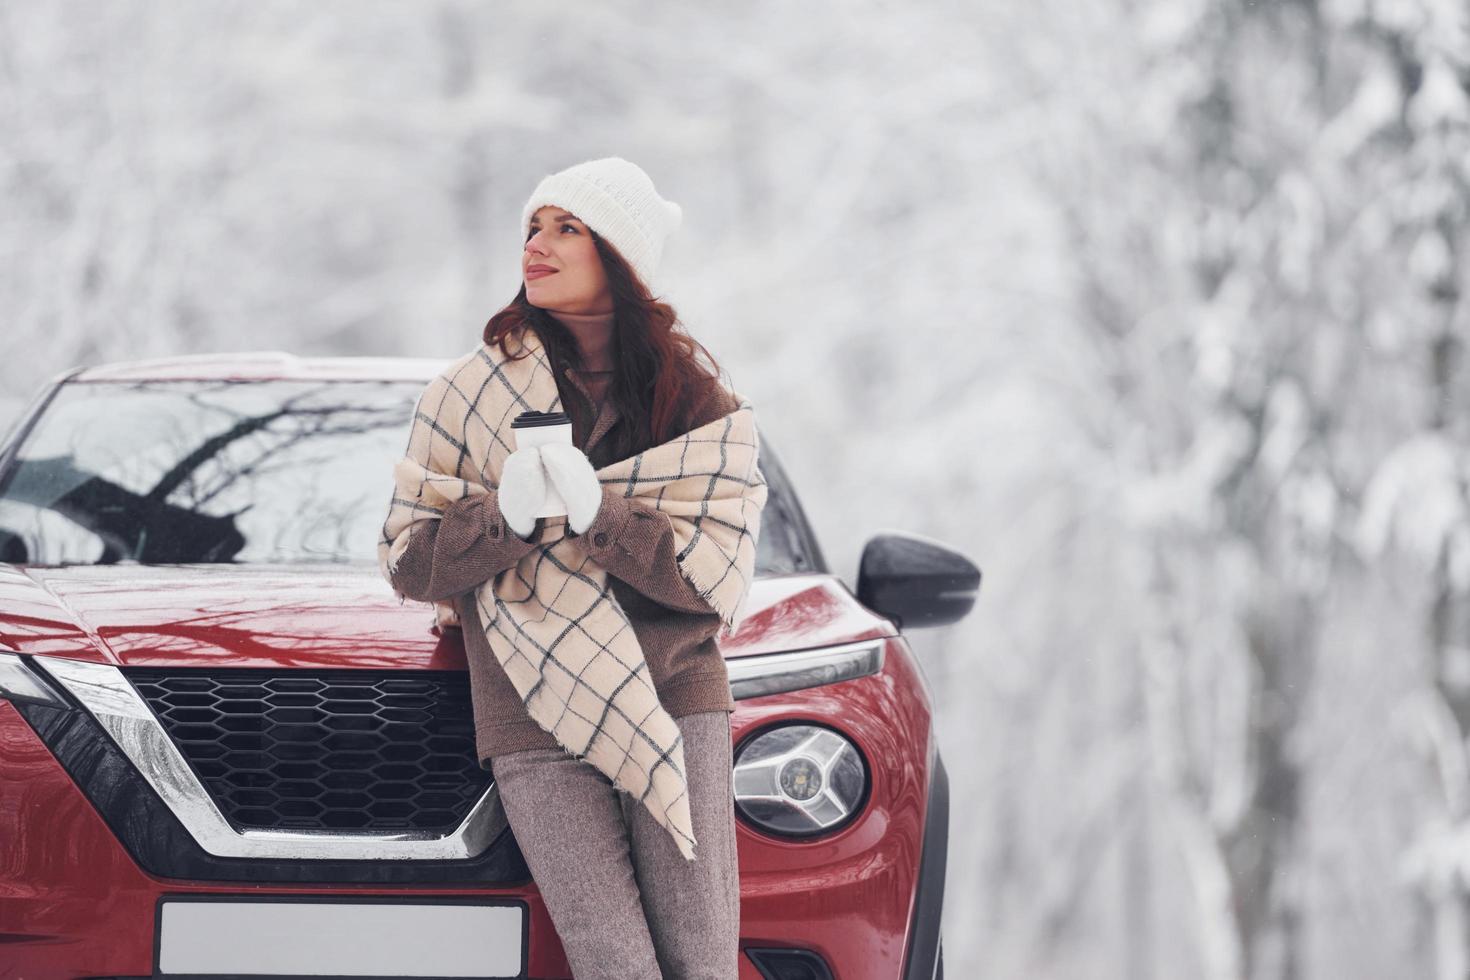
[0, 651, 67, 707]
[734, 723, 868, 837]
[726, 639, 883, 701]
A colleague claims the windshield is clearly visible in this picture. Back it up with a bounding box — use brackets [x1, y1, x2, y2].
[0, 379, 813, 573]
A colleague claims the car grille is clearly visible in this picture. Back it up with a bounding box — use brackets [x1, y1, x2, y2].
[123, 667, 490, 833]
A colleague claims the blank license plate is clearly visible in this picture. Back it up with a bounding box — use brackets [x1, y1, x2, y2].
[157, 897, 526, 977]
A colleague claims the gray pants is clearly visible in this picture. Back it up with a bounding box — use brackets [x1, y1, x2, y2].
[491, 710, 740, 980]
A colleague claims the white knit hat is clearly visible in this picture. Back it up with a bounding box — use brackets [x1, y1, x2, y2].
[520, 156, 684, 292]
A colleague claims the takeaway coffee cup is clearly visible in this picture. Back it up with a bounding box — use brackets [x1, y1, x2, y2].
[510, 410, 574, 518]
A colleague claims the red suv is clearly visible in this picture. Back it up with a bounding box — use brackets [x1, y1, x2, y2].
[0, 352, 976, 980]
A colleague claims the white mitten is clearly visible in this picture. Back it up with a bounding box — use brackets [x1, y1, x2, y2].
[497, 446, 546, 540]
[538, 442, 604, 536]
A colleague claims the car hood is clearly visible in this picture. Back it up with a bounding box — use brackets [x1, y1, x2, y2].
[0, 563, 895, 671]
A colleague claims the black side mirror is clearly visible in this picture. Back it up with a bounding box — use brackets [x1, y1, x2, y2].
[856, 531, 981, 630]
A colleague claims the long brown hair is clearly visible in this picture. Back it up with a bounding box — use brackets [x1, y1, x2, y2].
[482, 233, 724, 460]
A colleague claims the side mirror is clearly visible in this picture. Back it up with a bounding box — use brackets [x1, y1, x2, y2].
[856, 531, 981, 630]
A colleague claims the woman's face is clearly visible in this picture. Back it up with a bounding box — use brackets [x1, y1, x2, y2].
[523, 206, 613, 314]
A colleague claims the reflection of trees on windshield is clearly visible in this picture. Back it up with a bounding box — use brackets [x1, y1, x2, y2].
[0, 378, 815, 572]
[6, 454, 248, 562]
[0, 380, 416, 565]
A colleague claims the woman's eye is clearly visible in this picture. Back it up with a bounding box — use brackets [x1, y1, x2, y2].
[525, 224, 577, 241]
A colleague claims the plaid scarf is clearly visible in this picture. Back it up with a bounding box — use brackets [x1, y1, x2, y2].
[377, 325, 766, 862]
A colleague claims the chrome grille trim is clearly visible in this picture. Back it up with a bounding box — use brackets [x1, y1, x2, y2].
[31, 655, 506, 861]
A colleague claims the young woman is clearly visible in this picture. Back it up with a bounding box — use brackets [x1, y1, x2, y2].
[385, 157, 748, 979]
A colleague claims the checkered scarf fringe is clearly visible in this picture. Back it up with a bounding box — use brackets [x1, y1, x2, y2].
[377, 326, 767, 862]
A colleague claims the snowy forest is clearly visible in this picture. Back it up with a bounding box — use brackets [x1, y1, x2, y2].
[3, 1, 1469, 977]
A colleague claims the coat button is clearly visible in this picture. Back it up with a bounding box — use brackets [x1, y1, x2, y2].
[489, 523, 501, 538]
[593, 532, 609, 547]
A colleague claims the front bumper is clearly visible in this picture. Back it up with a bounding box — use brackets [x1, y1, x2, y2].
[1, 635, 946, 979]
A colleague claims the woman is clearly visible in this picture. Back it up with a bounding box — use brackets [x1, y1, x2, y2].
[382, 157, 756, 980]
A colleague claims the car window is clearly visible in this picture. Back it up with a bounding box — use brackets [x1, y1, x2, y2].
[0, 379, 815, 573]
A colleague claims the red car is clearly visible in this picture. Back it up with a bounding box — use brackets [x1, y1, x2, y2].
[0, 352, 976, 980]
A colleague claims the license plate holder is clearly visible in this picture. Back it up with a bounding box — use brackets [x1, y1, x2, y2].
[155, 895, 527, 978]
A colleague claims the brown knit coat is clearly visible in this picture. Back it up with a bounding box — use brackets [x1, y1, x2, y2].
[385, 362, 742, 765]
